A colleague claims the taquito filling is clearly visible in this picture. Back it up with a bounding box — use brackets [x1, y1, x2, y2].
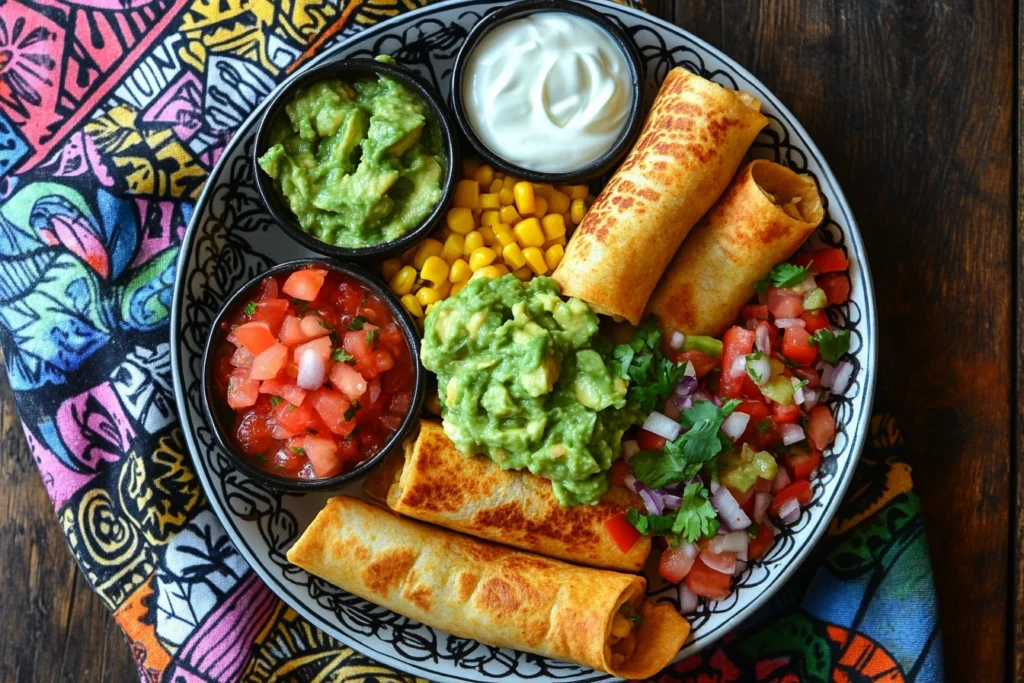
[607, 601, 643, 667]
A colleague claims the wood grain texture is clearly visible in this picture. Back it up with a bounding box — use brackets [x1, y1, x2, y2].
[0, 2, 1016, 682]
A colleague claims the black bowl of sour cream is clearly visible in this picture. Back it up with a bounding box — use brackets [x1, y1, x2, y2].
[450, 0, 645, 184]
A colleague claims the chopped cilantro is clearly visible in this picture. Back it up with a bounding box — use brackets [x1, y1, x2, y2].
[305, 427, 317, 435]
[612, 317, 688, 413]
[331, 348, 354, 363]
[808, 329, 851, 364]
[619, 602, 644, 626]
[345, 427, 359, 441]
[329, 331, 342, 346]
[754, 262, 814, 295]
[755, 419, 772, 434]
[366, 327, 380, 350]
[792, 378, 810, 391]
[291, 446, 307, 456]
[243, 301, 257, 315]
[317, 317, 333, 331]
[625, 482, 720, 544]
[344, 399, 360, 421]
[251, 452, 268, 463]
[291, 298, 311, 314]
[746, 522, 761, 538]
[268, 396, 283, 408]
[348, 315, 368, 331]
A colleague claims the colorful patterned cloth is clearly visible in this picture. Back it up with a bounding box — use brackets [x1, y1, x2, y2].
[0, 0, 942, 681]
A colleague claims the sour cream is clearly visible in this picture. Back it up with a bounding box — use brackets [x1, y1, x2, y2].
[462, 12, 632, 174]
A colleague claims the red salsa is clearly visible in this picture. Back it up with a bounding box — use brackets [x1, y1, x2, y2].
[212, 266, 415, 479]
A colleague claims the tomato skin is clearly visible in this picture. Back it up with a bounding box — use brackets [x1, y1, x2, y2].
[748, 523, 774, 560]
[772, 402, 801, 424]
[234, 321, 276, 355]
[685, 557, 733, 600]
[251, 298, 289, 335]
[311, 388, 356, 437]
[718, 326, 755, 398]
[282, 268, 327, 301]
[781, 327, 818, 366]
[794, 247, 848, 273]
[806, 405, 836, 450]
[636, 429, 667, 452]
[303, 436, 341, 477]
[609, 459, 630, 486]
[604, 513, 642, 553]
[819, 273, 851, 305]
[667, 349, 718, 378]
[250, 343, 289, 380]
[801, 309, 831, 333]
[769, 480, 814, 517]
[766, 287, 804, 319]
[741, 304, 769, 321]
[658, 545, 696, 583]
[227, 370, 260, 409]
[784, 448, 822, 481]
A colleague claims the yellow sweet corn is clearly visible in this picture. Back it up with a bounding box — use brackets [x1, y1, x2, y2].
[512, 266, 532, 281]
[474, 164, 494, 188]
[570, 198, 586, 224]
[480, 193, 500, 209]
[533, 183, 553, 200]
[494, 225, 516, 247]
[569, 185, 589, 200]
[451, 281, 467, 297]
[514, 217, 545, 247]
[416, 287, 443, 307]
[389, 265, 417, 296]
[469, 246, 497, 271]
[498, 188, 515, 206]
[480, 210, 500, 226]
[531, 195, 548, 218]
[502, 242, 527, 269]
[463, 231, 484, 255]
[449, 258, 472, 283]
[433, 278, 451, 297]
[413, 238, 443, 269]
[544, 244, 565, 271]
[479, 225, 497, 245]
[420, 255, 449, 286]
[541, 214, 566, 240]
[400, 294, 424, 318]
[453, 179, 479, 208]
[547, 190, 570, 214]
[522, 246, 547, 275]
[471, 265, 503, 280]
[513, 182, 535, 214]
[381, 258, 402, 280]
[493, 264, 510, 276]
[401, 243, 419, 264]
[447, 207, 475, 234]
[503, 175, 517, 191]
[499, 205, 521, 225]
[488, 178, 503, 194]
[543, 234, 568, 249]
[441, 234, 465, 263]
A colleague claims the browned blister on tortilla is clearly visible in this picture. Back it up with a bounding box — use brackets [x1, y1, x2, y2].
[647, 159, 825, 336]
[287, 496, 690, 677]
[552, 67, 768, 323]
[363, 421, 651, 571]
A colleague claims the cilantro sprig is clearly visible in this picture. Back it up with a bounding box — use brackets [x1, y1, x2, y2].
[243, 301, 257, 315]
[331, 348, 354, 363]
[808, 329, 851, 364]
[625, 482, 720, 544]
[754, 262, 813, 295]
[612, 318, 688, 413]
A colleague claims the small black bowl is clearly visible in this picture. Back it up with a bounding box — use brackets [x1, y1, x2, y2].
[450, 0, 645, 184]
[253, 58, 460, 260]
[201, 258, 426, 493]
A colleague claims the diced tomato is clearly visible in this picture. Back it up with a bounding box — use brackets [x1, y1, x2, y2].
[609, 459, 630, 486]
[256, 276, 279, 300]
[278, 316, 308, 345]
[791, 365, 820, 389]
[784, 448, 822, 481]
[772, 402, 801, 424]
[282, 268, 328, 301]
[300, 315, 331, 339]
[270, 443, 308, 474]
[636, 429, 667, 452]
[303, 436, 342, 477]
[794, 247, 848, 273]
[234, 399, 277, 454]
[233, 321, 276, 355]
[390, 391, 413, 415]
[748, 523, 774, 560]
[292, 336, 332, 365]
[818, 273, 851, 305]
[249, 343, 289, 380]
[226, 370, 260, 409]
[373, 350, 395, 374]
[658, 545, 697, 583]
[311, 388, 356, 437]
[781, 327, 818, 366]
[741, 304, 769, 321]
[718, 326, 755, 398]
[741, 376, 764, 400]
[230, 345, 254, 369]
[251, 298, 289, 335]
[735, 399, 770, 442]
[800, 309, 831, 333]
[766, 287, 804, 319]
[343, 327, 383, 378]
[271, 424, 300, 440]
[604, 512, 642, 553]
[329, 362, 367, 399]
[273, 399, 319, 434]
[667, 349, 717, 378]
[686, 557, 733, 600]
[806, 405, 836, 451]
[258, 378, 307, 406]
[769, 480, 814, 517]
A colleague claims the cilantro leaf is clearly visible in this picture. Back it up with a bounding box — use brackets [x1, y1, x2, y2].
[343, 399, 360, 421]
[243, 301, 257, 315]
[755, 419, 772, 434]
[291, 446, 307, 456]
[348, 315, 368, 331]
[612, 317, 687, 414]
[754, 262, 814, 294]
[268, 396, 282, 408]
[331, 348, 354, 363]
[672, 482, 720, 542]
[366, 327, 380, 350]
[808, 329, 851, 364]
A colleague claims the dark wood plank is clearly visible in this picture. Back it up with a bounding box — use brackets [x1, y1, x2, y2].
[0, 361, 137, 683]
[1016, 1, 1024, 678]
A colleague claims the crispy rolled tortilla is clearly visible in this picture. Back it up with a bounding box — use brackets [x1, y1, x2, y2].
[647, 159, 825, 336]
[363, 421, 651, 571]
[287, 496, 689, 677]
[552, 67, 768, 324]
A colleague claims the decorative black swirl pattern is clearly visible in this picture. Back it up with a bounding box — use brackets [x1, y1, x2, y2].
[170, 2, 876, 682]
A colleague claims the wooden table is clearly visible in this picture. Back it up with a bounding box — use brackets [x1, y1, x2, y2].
[0, 1, 1017, 681]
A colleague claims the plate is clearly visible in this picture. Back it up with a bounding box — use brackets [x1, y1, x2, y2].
[170, 2, 877, 680]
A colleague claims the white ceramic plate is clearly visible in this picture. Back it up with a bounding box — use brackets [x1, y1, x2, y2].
[171, 2, 877, 680]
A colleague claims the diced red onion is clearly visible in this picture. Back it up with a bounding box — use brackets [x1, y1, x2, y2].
[678, 584, 699, 614]
[778, 498, 800, 524]
[621, 440, 639, 461]
[692, 390, 714, 405]
[624, 475, 637, 493]
[669, 330, 686, 349]
[819, 362, 835, 389]
[638, 488, 663, 515]
[791, 377, 805, 404]
[772, 468, 792, 493]
[683, 360, 697, 378]
[802, 388, 820, 409]
[708, 530, 749, 555]
[710, 478, 720, 494]
[746, 354, 771, 386]
[679, 541, 698, 559]
[674, 375, 698, 397]
[755, 325, 772, 355]
[753, 477, 772, 494]
[721, 412, 750, 440]
[296, 348, 326, 390]
[831, 361, 853, 396]
[663, 399, 682, 420]
[700, 551, 737, 575]
[781, 423, 806, 446]
[711, 486, 751, 530]
[673, 395, 694, 412]
[643, 411, 682, 441]
[775, 317, 806, 329]
[754, 492, 772, 524]
[662, 494, 682, 509]
[735, 559, 748, 574]
[712, 394, 723, 407]
[729, 355, 747, 378]
[763, 518, 778, 538]
[369, 379, 381, 404]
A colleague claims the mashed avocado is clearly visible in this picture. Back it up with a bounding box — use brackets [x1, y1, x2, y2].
[258, 57, 444, 248]
[421, 275, 636, 506]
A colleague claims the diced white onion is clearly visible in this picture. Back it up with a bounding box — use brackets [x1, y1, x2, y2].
[771, 468, 792, 493]
[746, 354, 772, 386]
[669, 330, 686, 349]
[730, 355, 747, 378]
[819, 362, 835, 388]
[296, 348, 326, 390]
[711, 486, 751, 530]
[755, 325, 772, 355]
[831, 361, 853, 396]
[679, 541, 699, 559]
[683, 360, 696, 378]
[678, 584, 699, 614]
[643, 411, 681, 441]
[781, 423, 806, 446]
[639, 488, 662, 515]
[662, 494, 682, 509]
[708, 530, 749, 555]
[754, 492, 772, 524]
[775, 317, 806, 329]
[795, 275, 817, 293]
[791, 377, 805, 404]
[802, 388, 820, 409]
[721, 412, 750, 440]
[700, 551, 737, 575]
[778, 498, 801, 524]
[621, 440, 640, 461]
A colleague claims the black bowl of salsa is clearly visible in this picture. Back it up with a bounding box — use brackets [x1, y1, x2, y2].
[201, 259, 425, 492]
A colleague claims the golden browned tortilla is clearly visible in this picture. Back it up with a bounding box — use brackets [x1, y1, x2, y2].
[552, 67, 768, 323]
[647, 159, 825, 336]
[287, 496, 690, 678]
[363, 421, 651, 571]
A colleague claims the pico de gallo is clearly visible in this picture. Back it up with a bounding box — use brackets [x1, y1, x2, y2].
[602, 247, 853, 612]
[211, 266, 416, 480]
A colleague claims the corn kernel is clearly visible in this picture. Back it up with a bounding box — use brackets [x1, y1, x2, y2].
[569, 185, 589, 200]
[451, 281, 467, 297]
[401, 243, 419, 264]
[479, 225, 497, 245]
[471, 208, 482, 221]
[441, 234, 465, 263]
[480, 210, 500, 226]
[533, 183, 553, 200]
[494, 171, 504, 179]
[413, 238, 443, 269]
[548, 190, 570, 214]
[522, 246, 547, 275]
[462, 159, 479, 178]
[503, 175, 517, 191]
[474, 164, 494, 187]
[454, 179, 479, 208]
[556, 185, 573, 197]
[447, 207, 475, 234]
[389, 265, 417, 296]
[416, 287, 443, 307]
[450, 258, 472, 283]
[488, 178, 503, 194]
[498, 188, 515, 206]
[513, 267, 532, 281]
[514, 217, 545, 247]
[499, 205, 521, 225]
[381, 258, 402, 280]
[469, 247, 497, 271]
[494, 225, 516, 247]
[545, 244, 565, 271]
[463, 231, 484, 255]
[425, 302, 438, 316]
[494, 264, 510, 276]
[502, 243, 527, 269]
[471, 265, 503, 280]
[420, 255, 449, 285]
[513, 182, 535, 214]
[544, 234, 568, 249]
[400, 294, 424, 318]
[531, 195, 548, 218]
[480, 193, 500, 209]
[570, 198, 586, 224]
[541, 214, 566, 240]
[434, 278, 451, 297]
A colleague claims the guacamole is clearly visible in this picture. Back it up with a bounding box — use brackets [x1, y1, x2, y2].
[421, 275, 637, 506]
[258, 58, 444, 248]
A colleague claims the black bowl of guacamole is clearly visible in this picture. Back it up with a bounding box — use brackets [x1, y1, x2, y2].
[253, 57, 460, 259]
